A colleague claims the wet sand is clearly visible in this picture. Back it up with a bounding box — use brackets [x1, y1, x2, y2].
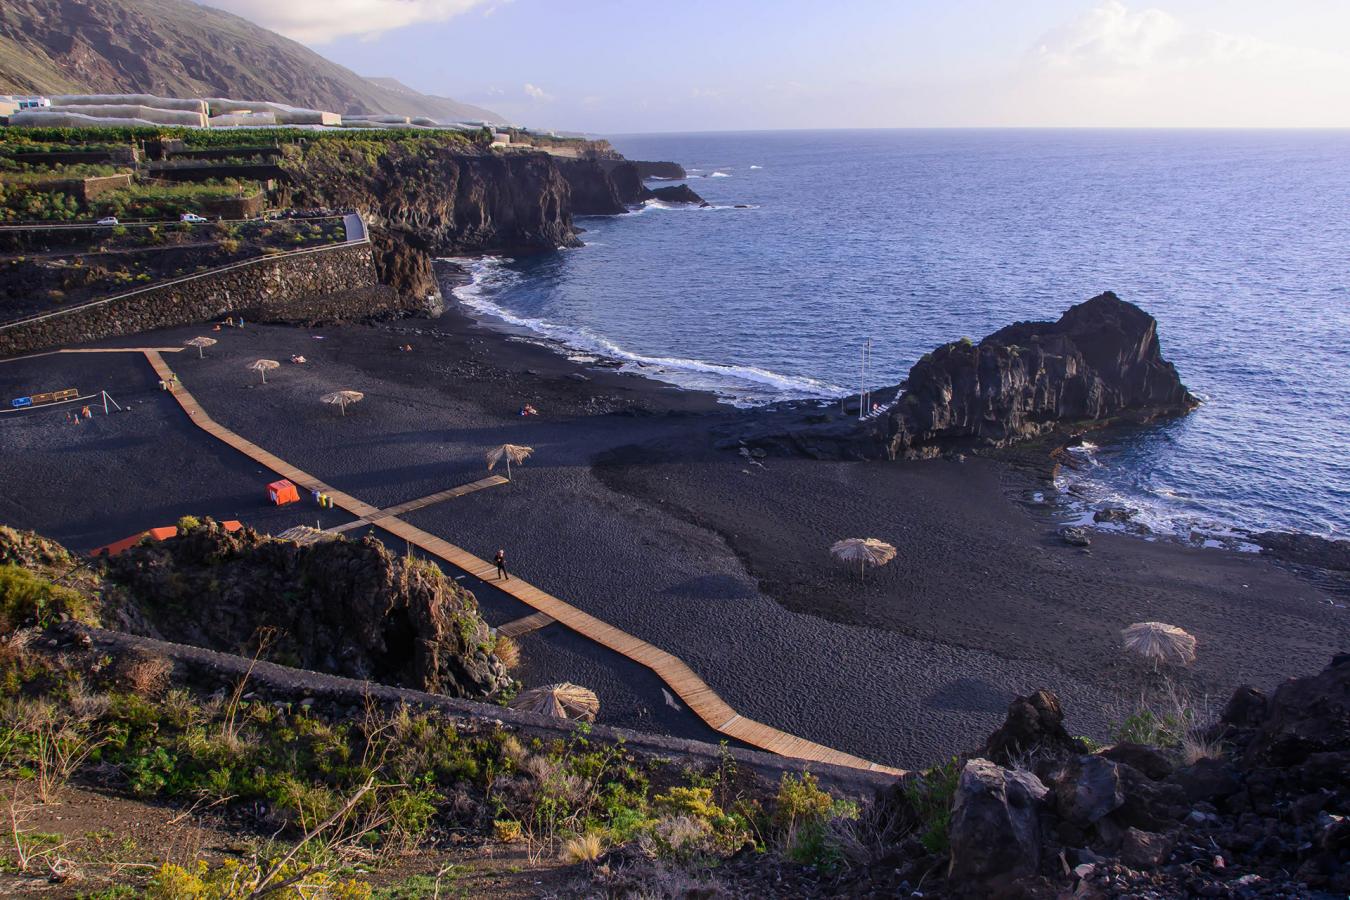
[0, 300, 1346, 769]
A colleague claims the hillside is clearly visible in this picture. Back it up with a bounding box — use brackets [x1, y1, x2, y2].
[0, 0, 503, 121]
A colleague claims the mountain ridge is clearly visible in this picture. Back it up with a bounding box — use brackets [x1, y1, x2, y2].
[0, 0, 504, 122]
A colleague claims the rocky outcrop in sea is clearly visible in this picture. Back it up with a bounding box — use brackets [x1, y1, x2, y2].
[885, 291, 1198, 459]
[720, 291, 1198, 461]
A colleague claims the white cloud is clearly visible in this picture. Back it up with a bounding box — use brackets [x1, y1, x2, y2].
[1031, 1, 1346, 76]
[523, 83, 554, 102]
[1006, 1, 1350, 125]
[201, 0, 504, 44]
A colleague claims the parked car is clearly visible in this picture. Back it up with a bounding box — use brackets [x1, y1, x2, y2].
[180, 213, 207, 224]
[96, 216, 119, 226]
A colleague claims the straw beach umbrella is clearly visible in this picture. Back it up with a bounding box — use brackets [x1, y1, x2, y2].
[509, 683, 599, 722]
[185, 336, 217, 358]
[248, 359, 279, 383]
[486, 443, 534, 481]
[1122, 621, 1197, 670]
[830, 537, 897, 580]
[320, 390, 364, 416]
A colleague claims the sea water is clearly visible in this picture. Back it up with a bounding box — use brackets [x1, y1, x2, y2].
[449, 129, 1350, 541]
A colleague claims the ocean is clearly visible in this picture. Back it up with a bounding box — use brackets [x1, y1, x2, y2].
[448, 129, 1350, 542]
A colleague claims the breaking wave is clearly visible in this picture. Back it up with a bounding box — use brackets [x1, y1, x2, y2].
[444, 256, 844, 405]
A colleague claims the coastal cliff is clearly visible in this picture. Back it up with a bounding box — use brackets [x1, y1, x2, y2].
[281, 141, 578, 301]
[885, 292, 1198, 458]
[558, 157, 708, 214]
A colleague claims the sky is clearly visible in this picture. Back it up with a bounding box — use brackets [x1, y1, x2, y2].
[201, 0, 1350, 133]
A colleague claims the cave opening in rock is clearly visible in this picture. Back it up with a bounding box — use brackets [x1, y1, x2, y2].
[377, 607, 417, 684]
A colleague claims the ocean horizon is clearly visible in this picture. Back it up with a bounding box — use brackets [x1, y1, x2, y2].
[448, 128, 1350, 544]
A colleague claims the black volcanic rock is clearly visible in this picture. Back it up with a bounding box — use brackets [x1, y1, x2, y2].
[604, 161, 649, 205]
[885, 292, 1197, 459]
[556, 159, 629, 215]
[597, 158, 686, 181]
[647, 184, 708, 206]
[100, 520, 512, 699]
[632, 160, 687, 180]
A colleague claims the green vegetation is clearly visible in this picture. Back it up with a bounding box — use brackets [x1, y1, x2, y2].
[91, 180, 260, 220]
[0, 127, 470, 153]
[898, 756, 962, 855]
[0, 636, 874, 895]
[0, 565, 92, 631]
[0, 160, 129, 182]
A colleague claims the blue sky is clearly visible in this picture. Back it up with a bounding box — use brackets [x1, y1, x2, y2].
[203, 1, 1350, 132]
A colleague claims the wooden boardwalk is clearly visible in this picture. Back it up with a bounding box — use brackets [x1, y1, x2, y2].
[327, 475, 509, 533]
[142, 350, 903, 776]
[495, 611, 557, 639]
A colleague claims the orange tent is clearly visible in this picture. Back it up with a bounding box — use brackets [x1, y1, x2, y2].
[91, 520, 242, 557]
[267, 479, 300, 506]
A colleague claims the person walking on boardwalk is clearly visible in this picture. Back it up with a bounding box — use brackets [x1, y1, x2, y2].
[495, 549, 509, 581]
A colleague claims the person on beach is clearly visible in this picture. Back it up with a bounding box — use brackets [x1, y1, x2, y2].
[81, 406, 91, 419]
[495, 549, 508, 581]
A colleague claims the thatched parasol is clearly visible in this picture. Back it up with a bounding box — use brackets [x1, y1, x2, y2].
[509, 683, 599, 722]
[830, 537, 897, 580]
[248, 359, 280, 383]
[485, 443, 534, 481]
[1122, 621, 1197, 669]
[185, 336, 217, 358]
[320, 390, 364, 416]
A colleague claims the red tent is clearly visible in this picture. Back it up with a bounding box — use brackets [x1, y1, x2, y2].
[267, 479, 300, 506]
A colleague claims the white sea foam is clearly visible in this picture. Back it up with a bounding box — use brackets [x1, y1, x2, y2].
[444, 256, 844, 405]
[749, 165, 763, 170]
[710, 171, 731, 178]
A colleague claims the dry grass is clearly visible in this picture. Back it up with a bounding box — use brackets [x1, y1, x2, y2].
[493, 635, 521, 671]
[1, 698, 109, 804]
[112, 651, 174, 696]
[560, 832, 605, 865]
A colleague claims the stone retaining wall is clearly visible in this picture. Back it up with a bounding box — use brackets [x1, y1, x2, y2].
[0, 241, 423, 357]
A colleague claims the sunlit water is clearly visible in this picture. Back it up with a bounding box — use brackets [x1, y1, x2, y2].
[449, 129, 1350, 541]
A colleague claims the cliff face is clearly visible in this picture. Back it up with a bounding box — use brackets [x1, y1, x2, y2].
[556, 159, 628, 215]
[558, 158, 706, 214]
[285, 142, 578, 257]
[886, 292, 1197, 459]
[282, 142, 579, 300]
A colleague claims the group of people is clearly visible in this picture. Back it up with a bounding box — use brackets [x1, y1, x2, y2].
[157, 375, 180, 392]
[519, 403, 539, 417]
[311, 489, 335, 509]
[65, 405, 92, 425]
[213, 316, 246, 332]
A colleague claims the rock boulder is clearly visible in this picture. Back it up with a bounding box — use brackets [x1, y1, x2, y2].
[948, 758, 1048, 882]
[885, 292, 1198, 459]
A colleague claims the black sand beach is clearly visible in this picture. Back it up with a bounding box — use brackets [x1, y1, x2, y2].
[1, 298, 1346, 769]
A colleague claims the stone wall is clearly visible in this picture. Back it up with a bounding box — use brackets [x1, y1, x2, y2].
[0, 241, 423, 358]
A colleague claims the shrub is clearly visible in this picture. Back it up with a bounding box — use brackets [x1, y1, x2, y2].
[175, 516, 201, 533]
[493, 818, 523, 843]
[0, 565, 91, 631]
[772, 772, 858, 868]
[898, 757, 962, 855]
